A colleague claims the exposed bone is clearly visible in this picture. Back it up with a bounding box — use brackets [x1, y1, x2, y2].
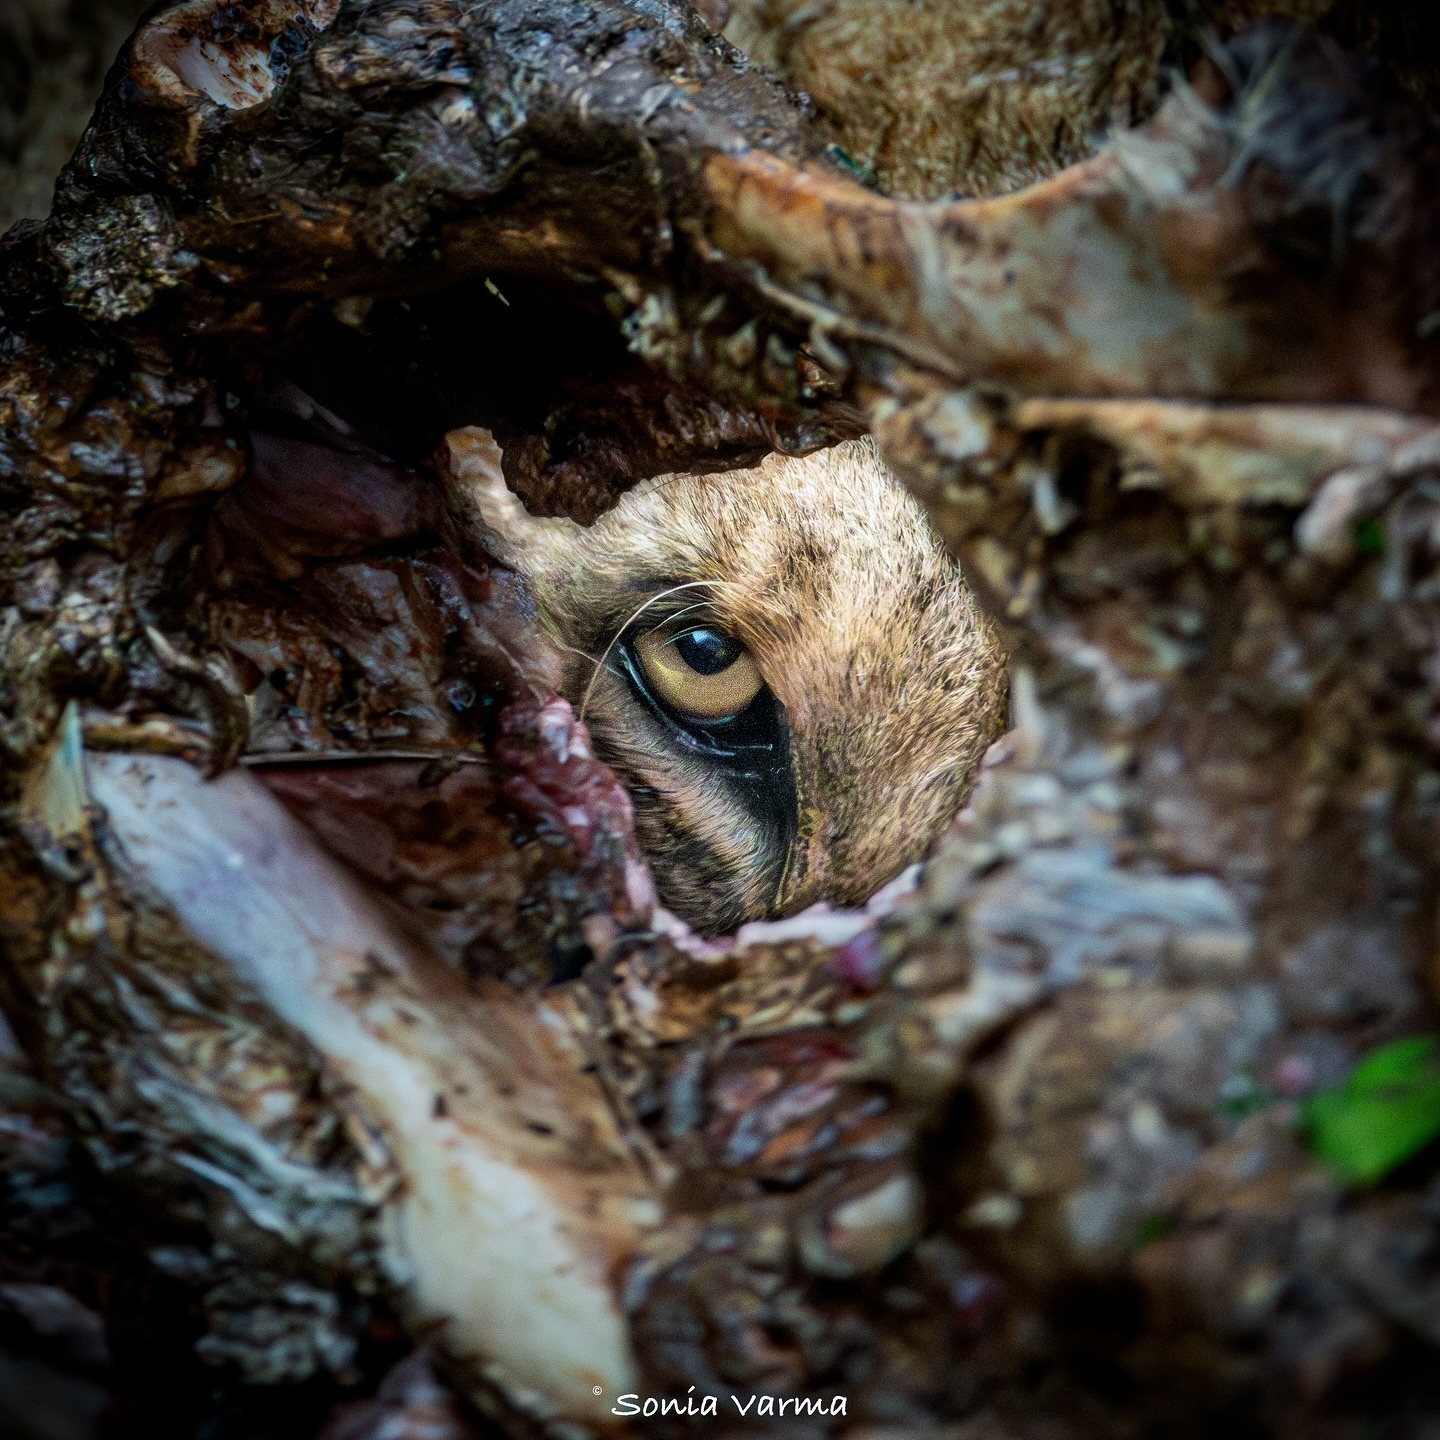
[48, 729, 659, 1426]
[132, 0, 341, 110]
[43, 1, 1437, 419]
[1009, 400, 1438, 510]
[8, 2, 1440, 1432]
[703, 94, 1435, 411]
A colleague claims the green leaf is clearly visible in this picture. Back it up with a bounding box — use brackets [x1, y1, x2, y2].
[1353, 517, 1387, 555]
[1301, 1035, 1440, 1186]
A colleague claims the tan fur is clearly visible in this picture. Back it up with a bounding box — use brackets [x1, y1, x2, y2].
[720, 1, 1358, 203]
[723, 0, 1170, 199]
[449, 433, 1007, 934]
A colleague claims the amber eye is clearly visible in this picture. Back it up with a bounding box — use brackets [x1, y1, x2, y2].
[634, 623, 764, 720]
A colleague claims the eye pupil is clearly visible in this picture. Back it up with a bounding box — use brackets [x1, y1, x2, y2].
[633, 622, 763, 722]
[675, 628, 742, 676]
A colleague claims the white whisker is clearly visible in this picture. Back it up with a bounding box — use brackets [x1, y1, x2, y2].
[650, 601, 713, 648]
[578, 580, 724, 723]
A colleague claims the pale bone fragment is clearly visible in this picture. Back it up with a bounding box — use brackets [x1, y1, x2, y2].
[131, 0, 343, 110]
[1008, 400, 1440, 511]
[702, 77, 1432, 413]
[38, 728, 658, 1428]
[701, 73, 1440, 542]
[865, 371, 1440, 559]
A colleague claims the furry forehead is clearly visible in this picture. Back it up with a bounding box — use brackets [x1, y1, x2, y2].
[541, 437, 972, 638]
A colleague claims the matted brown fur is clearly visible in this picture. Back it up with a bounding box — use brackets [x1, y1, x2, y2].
[719, 0, 1437, 203]
[451, 435, 1007, 933]
[723, 0, 1171, 199]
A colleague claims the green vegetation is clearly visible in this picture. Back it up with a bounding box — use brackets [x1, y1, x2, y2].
[1353, 517, 1387, 555]
[1302, 1036, 1440, 1186]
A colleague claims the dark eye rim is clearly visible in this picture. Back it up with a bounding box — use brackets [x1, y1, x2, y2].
[615, 626, 785, 769]
[607, 613, 799, 866]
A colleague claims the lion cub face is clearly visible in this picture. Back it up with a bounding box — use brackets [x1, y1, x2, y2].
[450, 434, 1007, 935]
